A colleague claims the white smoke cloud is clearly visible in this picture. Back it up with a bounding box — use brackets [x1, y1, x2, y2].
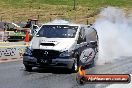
[45, 19, 70, 25]
[94, 7, 132, 65]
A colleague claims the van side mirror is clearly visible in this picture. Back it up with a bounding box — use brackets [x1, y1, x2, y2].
[89, 41, 97, 48]
[36, 35, 39, 37]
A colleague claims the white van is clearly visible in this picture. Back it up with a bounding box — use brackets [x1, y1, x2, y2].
[23, 22, 98, 72]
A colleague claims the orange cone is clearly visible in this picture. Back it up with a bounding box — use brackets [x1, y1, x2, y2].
[25, 30, 29, 45]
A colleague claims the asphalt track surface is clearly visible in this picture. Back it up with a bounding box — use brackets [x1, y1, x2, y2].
[0, 56, 132, 88]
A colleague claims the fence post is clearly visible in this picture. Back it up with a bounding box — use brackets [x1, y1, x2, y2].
[86, 18, 89, 25]
[1, 16, 3, 22]
[37, 15, 40, 20]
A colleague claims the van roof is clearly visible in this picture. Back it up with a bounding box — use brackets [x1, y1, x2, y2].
[43, 20, 80, 26]
[42, 24, 93, 30]
[44, 23, 80, 26]
[42, 20, 93, 28]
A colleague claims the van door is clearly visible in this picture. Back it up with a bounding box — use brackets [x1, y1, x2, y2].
[76, 27, 87, 54]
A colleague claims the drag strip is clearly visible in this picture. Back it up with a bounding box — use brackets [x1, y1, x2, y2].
[0, 56, 132, 88]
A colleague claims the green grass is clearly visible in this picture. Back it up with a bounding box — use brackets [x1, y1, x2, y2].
[0, 0, 131, 24]
[2, 0, 132, 8]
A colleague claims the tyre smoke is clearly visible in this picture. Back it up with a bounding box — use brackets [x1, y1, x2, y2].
[94, 7, 132, 65]
[45, 19, 70, 25]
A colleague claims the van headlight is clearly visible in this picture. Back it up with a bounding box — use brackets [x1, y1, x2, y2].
[24, 47, 32, 56]
[59, 50, 73, 57]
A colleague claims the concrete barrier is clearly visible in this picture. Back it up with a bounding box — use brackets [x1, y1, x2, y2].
[0, 47, 25, 62]
[0, 32, 4, 41]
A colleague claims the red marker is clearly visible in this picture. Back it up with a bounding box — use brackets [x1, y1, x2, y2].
[25, 30, 29, 45]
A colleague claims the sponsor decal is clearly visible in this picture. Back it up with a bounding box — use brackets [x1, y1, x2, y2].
[44, 51, 48, 56]
[0, 48, 24, 57]
[76, 66, 131, 84]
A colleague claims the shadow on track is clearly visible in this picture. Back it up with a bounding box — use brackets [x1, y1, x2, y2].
[24, 63, 95, 74]
[24, 67, 73, 74]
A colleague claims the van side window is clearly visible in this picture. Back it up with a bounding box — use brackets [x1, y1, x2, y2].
[77, 27, 86, 44]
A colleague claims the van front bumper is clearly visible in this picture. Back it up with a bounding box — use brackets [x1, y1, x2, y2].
[23, 56, 75, 69]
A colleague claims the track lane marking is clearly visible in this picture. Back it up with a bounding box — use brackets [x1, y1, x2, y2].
[0, 44, 29, 48]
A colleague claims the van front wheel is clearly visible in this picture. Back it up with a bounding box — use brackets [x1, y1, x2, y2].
[25, 65, 32, 72]
[71, 59, 79, 73]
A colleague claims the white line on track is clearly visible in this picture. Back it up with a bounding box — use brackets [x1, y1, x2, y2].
[0, 44, 29, 48]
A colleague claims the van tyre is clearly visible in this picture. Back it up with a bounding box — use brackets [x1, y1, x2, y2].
[25, 65, 32, 72]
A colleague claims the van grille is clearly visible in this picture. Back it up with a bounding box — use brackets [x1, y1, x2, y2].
[32, 49, 60, 59]
[40, 43, 55, 46]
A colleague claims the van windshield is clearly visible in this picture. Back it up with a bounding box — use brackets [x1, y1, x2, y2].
[37, 25, 78, 38]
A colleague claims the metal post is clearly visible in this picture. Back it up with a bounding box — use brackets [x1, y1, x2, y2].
[86, 18, 88, 25]
[73, 0, 76, 10]
[1, 16, 2, 22]
[37, 15, 40, 20]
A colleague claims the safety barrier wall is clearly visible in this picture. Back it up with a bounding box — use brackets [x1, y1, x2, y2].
[0, 47, 25, 60]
